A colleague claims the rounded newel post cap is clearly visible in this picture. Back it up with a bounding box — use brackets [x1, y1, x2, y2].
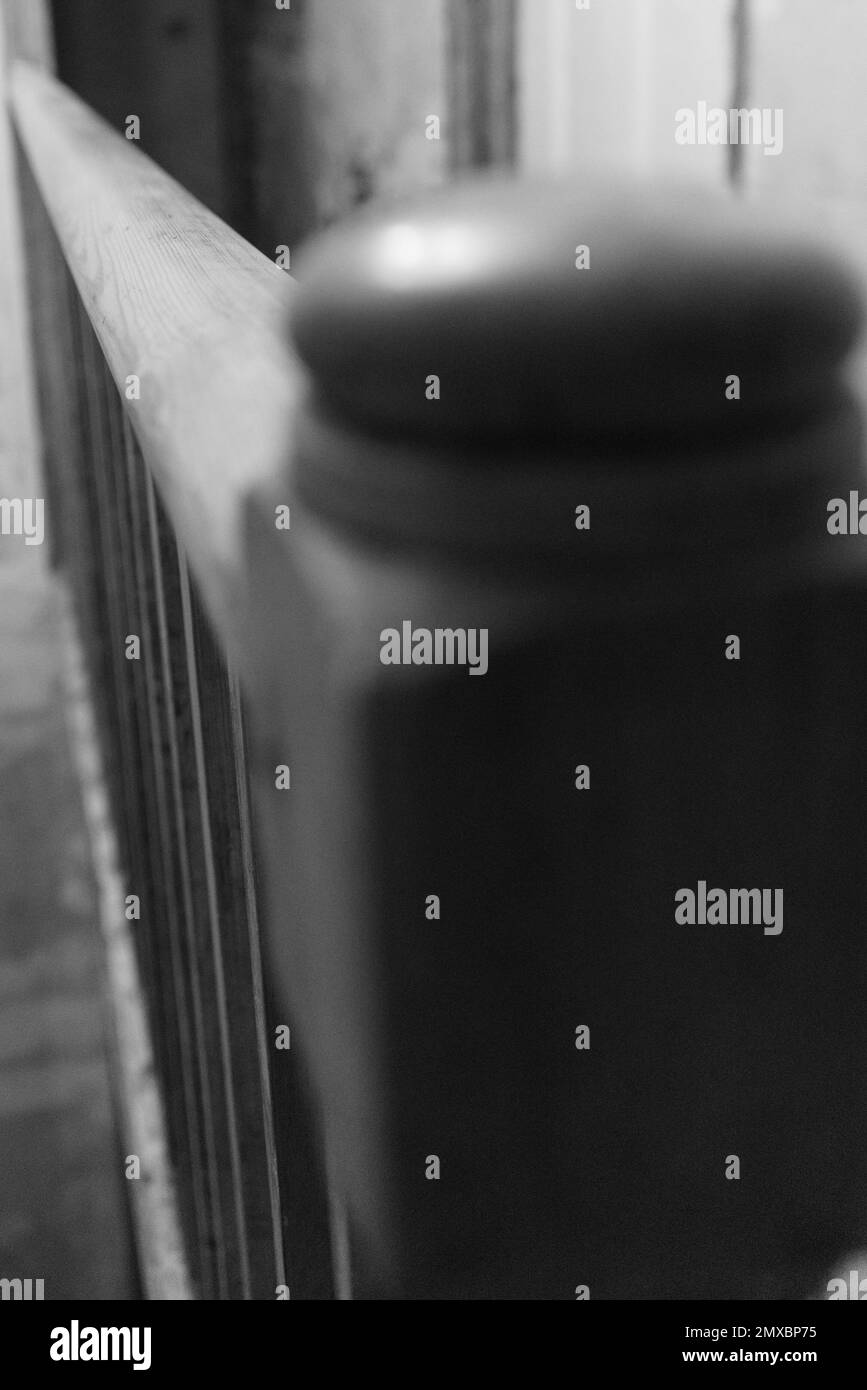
[289, 175, 863, 448]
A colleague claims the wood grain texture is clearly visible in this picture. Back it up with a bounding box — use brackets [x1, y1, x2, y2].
[10, 60, 303, 666]
[0, 18, 44, 502]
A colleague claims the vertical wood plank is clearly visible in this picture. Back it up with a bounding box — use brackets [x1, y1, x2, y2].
[300, 0, 447, 226]
[49, 0, 229, 217]
[519, 0, 735, 186]
[447, 0, 517, 172]
[745, 0, 864, 201]
[745, 1, 867, 265]
[744, 1, 867, 403]
[215, 0, 450, 261]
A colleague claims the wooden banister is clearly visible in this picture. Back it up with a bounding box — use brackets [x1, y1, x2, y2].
[12, 59, 867, 1301]
[10, 60, 302, 660]
[11, 61, 334, 1300]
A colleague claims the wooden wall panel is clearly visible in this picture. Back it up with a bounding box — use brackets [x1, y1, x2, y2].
[744, 1, 867, 269]
[304, 0, 447, 224]
[743, 1, 867, 394]
[49, 0, 229, 217]
[447, 0, 517, 173]
[744, 0, 865, 199]
[519, 0, 735, 186]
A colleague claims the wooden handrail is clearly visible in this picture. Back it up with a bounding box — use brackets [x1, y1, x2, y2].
[12, 55, 867, 1301]
[10, 60, 302, 663]
[10, 60, 333, 1300]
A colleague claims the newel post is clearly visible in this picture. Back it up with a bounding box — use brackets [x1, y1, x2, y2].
[243, 176, 867, 1299]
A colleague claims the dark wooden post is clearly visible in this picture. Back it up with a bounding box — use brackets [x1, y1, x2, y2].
[247, 175, 867, 1299]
